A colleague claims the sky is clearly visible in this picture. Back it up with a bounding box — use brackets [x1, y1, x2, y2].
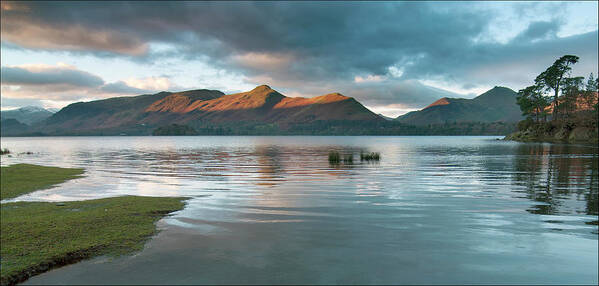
[1, 1, 598, 117]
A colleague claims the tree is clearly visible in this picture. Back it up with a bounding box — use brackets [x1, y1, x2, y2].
[583, 73, 599, 115]
[560, 76, 584, 118]
[535, 55, 579, 119]
[517, 82, 549, 123]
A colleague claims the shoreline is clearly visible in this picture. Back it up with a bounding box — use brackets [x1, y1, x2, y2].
[0, 164, 188, 286]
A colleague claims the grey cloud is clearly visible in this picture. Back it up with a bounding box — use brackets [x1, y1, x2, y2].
[1, 1, 597, 111]
[1, 66, 104, 87]
[100, 81, 152, 94]
[513, 20, 560, 42]
[0, 97, 45, 109]
[0, 1, 488, 78]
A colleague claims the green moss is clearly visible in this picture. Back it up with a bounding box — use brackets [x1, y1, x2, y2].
[0, 164, 85, 200]
[0, 164, 188, 285]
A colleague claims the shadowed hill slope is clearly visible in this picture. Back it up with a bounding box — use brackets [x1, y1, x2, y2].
[396, 86, 523, 125]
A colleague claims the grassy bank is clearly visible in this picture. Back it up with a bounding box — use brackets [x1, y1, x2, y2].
[0, 164, 84, 200]
[0, 164, 187, 285]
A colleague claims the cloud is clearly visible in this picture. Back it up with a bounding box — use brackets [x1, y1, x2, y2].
[1, 64, 104, 87]
[1, 1, 147, 56]
[231, 52, 295, 71]
[0, 96, 44, 111]
[99, 81, 152, 94]
[512, 20, 561, 43]
[123, 76, 171, 91]
[1, 63, 177, 109]
[355, 75, 386, 83]
[1, 1, 597, 116]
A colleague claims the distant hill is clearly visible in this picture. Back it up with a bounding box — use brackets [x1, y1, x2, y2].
[35, 85, 382, 135]
[43, 89, 224, 134]
[396, 86, 523, 125]
[1, 106, 54, 125]
[0, 118, 31, 136]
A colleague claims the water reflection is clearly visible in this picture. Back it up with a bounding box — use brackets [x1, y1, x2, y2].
[512, 143, 598, 216]
[1, 136, 597, 284]
[253, 146, 284, 187]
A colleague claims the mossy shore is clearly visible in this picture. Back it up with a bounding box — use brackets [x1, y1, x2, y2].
[0, 164, 187, 285]
[0, 163, 85, 200]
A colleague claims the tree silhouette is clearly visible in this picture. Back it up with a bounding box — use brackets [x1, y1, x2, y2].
[535, 55, 579, 119]
[517, 80, 549, 122]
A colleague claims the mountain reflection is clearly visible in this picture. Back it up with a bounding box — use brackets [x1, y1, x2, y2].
[512, 143, 598, 216]
[253, 146, 284, 187]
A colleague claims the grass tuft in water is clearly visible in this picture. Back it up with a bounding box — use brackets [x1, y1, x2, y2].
[328, 151, 341, 163]
[0, 148, 10, 155]
[329, 151, 354, 165]
[360, 152, 381, 161]
[343, 154, 353, 164]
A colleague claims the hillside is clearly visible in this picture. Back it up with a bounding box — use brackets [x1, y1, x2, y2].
[0, 119, 31, 136]
[396, 86, 523, 125]
[33, 85, 382, 135]
[41, 89, 224, 135]
[1, 106, 54, 125]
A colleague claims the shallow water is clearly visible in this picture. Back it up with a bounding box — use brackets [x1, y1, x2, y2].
[1, 136, 597, 284]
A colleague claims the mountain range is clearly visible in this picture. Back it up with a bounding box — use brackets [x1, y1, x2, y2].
[1, 85, 522, 136]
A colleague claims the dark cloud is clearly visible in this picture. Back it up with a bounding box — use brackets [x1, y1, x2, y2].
[1, 66, 104, 87]
[1, 1, 597, 114]
[515, 20, 560, 42]
[0, 1, 488, 79]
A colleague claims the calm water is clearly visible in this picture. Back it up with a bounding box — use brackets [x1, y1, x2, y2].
[1, 136, 597, 284]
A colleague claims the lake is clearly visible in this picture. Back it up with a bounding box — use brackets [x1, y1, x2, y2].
[1, 136, 597, 284]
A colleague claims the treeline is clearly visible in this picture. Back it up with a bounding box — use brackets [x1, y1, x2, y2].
[517, 55, 598, 122]
[510, 55, 598, 143]
[161, 120, 516, 136]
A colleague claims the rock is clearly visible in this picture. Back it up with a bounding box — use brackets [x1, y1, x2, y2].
[569, 127, 598, 142]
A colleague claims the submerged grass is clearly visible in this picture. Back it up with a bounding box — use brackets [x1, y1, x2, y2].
[0, 164, 188, 285]
[0, 149, 9, 155]
[328, 151, 353, 165]
[343, 154, 353, 164]
[1, 164, 85, 200]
